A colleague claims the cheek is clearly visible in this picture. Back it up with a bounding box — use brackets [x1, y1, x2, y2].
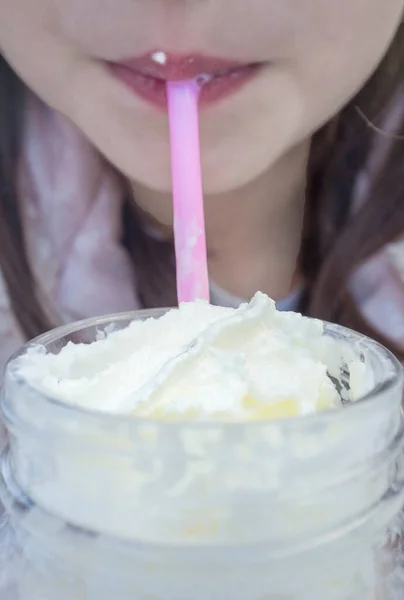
[292, 1, 404, 133]
[0, 1, 62, 102]
[0, 0, 52, 47]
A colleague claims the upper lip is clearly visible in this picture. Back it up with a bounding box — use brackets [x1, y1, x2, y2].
[109, 53, 251, 81]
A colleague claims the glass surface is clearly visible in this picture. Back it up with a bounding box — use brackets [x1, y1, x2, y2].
[0, 310, 403, 599]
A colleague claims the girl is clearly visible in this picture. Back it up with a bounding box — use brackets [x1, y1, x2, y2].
[0, 0, 404, 374]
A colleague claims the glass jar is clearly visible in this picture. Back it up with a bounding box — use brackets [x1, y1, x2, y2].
[0, 310, 403, 600]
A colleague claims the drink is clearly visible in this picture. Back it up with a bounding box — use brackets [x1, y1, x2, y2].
[0, 294, 403, 599]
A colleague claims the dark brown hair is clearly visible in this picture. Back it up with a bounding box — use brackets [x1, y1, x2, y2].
[1, 25, 404, 356]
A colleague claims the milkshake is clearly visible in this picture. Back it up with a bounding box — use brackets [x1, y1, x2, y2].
[0, 293, 403, 599]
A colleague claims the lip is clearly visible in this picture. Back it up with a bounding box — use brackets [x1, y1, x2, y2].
[107, 52, 261, 109]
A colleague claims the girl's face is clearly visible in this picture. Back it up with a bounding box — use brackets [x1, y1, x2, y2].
[0, 0, 403, 194]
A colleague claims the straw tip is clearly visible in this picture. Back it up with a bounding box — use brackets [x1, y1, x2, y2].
[167, 77, 207, 98]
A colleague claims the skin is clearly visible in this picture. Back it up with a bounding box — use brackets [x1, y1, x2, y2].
[0, 0, 403, 299]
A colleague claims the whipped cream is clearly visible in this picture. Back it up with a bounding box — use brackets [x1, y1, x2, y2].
[17, 293, 365, 420]
[3, 294, 402, 600]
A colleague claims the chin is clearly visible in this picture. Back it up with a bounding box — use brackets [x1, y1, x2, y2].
[112, 152, 249, 197]
[199, 154, 280, 196]
[128, 161, 272, 197]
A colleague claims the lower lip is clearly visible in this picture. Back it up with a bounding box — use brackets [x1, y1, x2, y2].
[108, 63, 260, 110]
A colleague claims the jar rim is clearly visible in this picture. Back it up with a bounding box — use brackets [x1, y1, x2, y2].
[3, 308, 403, 432]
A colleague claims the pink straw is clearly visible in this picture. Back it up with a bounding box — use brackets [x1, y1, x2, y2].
[167, 79, 209, 304]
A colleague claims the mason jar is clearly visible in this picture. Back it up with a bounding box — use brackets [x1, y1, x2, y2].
[0, 310, 403, 600]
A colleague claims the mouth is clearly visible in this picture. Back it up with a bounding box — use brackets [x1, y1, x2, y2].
[107, 52, 262, 110]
